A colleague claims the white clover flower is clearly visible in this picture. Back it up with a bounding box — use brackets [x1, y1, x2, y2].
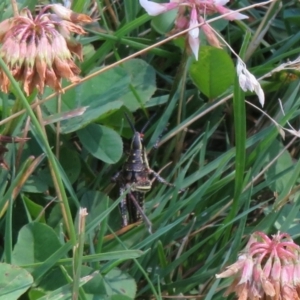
[237, 60, 265, 107]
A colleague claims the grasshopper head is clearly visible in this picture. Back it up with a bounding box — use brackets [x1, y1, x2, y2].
[125, 113, 145, 150]
[124, 113, 156, 151]
[131, 132, 144, 150]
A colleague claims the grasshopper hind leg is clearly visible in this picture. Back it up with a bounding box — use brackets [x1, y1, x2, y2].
[119, 187, 129, 227]
[128, 191, 145, 223]
[150, 169, 175, 187]
[128, 191, 152, 234]
[150, 169, 185, 193]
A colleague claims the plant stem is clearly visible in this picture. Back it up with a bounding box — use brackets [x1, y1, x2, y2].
[72, 208, 87, 300]
[34, 97, 71, 236]
[174, 51, 189, 164]
[56, 93, 61, 158]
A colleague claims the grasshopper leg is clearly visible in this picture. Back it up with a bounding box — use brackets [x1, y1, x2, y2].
[111, 171, 121, 182]
[119, 186, 129, 227]
[150, 169, 185, 192]
[129, 191, 145, 223]
[128, 191, 152, 234]
[149, 169, 175, 187]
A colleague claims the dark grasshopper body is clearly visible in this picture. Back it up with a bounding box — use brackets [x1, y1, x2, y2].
[113, 130, 152, 227]
[112, 116, 176, 228]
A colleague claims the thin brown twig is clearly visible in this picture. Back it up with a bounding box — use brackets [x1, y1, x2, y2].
[104, 0, 119, 28]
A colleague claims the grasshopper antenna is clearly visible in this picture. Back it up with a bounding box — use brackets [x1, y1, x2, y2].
[141, 113, 157, 134]
[124, 113, 157, 135]
[124, 113, 136, 133]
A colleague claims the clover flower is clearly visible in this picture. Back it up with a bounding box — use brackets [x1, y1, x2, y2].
[0, 4, 92, 96]
[140, 0, 248, 60]
[237, 59, 265, 107]
[216, 232, 300, 300]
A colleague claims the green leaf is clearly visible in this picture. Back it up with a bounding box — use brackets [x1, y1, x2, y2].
[59, 147, 81, 184]
[284, 8, 300, 26]
[12, 223, 62, 266]
[264, 140, 294, 194]
[124, 1, 140, 22]
[79, 191, 113, 228]
[0, 263, 33, 300]
[28, 288, 46, 300]
[208, 18, 228, 32]
[22, 195, 46, 223]
[38, 265, 137, 300]
[72, 0, 85, 13]
[43, 59, 156, 133]
[65, 265, 106, 298]
[99, 109, 132, 138]
[110, 296, 134, 300]
[151, 10, 177, 34]
[77, 124, 123, 164]
[29, 147, 81, 189]
[21, 176, 48, 193]
[43, 67, 128, 134]
[38, 272, 96, 300]
[104, 268, 136, 299]
[121, 59, 156, 111]
[189, 46, 235, 99]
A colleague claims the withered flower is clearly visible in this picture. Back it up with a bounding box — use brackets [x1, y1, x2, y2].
[0, 4, 92, 96]
[216, 232, 300, 300]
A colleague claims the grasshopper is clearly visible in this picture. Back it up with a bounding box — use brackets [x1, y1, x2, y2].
[112, 114, 176, 230]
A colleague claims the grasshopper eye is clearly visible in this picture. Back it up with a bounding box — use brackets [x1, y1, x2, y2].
[139, 133, 144, 142]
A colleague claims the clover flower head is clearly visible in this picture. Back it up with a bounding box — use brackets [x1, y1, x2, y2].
[140, 0, 248, 60]
[216, 232, 300, 300]
[237, 60, 265, 107]
[0, 4, 92, 96]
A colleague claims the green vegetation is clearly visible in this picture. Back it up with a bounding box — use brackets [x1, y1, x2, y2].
[0, 0, 299, 299]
